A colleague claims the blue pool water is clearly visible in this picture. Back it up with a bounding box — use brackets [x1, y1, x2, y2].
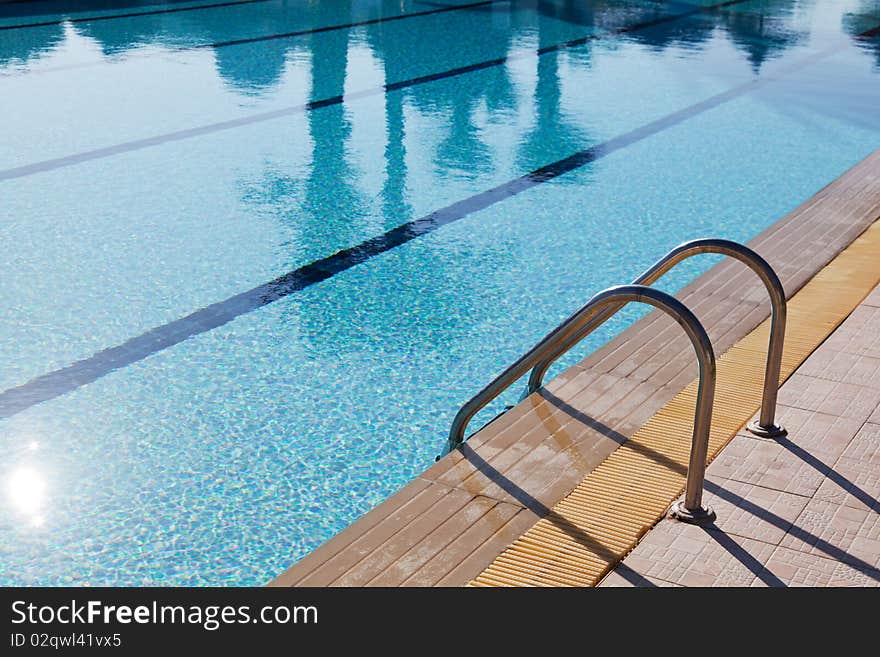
[1, 0, 879, 585]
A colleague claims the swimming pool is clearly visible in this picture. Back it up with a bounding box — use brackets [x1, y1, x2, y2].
[1, 0, 879, 585]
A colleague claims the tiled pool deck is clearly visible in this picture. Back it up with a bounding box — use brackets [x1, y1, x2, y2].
[271, 146, 880, 587]
[600, 283, 880, 587]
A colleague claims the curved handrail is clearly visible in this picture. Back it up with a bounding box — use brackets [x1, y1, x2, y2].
[444, 284, 717, 520]
[527, 238, 786, 437]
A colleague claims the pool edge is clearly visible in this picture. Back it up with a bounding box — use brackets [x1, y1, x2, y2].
[268, 145, 880, 588]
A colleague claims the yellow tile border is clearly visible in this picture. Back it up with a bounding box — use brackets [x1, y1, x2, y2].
[470, 219, 880, 587]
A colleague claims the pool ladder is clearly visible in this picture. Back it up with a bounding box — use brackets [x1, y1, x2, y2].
[441, 238, 787, 524]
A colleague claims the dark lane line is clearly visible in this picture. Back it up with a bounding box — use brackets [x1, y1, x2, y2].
[0, 0, 510, 79]
[0, 0, 282, 30]
[2, 0, 510, 54]
[0, 0, 750, 183]
[0, 32, 866, 421]
[188, 0, 509, 51]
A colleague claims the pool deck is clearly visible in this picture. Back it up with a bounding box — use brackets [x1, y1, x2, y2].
[599, 282, 880, 587]
[270, 146, 880, 587]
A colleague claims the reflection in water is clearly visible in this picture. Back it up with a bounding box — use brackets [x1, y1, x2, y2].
[516, 9, 588, 173]
[535, 0, 596, 28]
[3, 1, 877, 346]
[364, 4, 517, 179]
[0, 22, 65, 68]
[227, 0, 878, 355]
[235, 5, 367, 266]
[72, 5, 304, 90]
[587, 0, 715, 52]
[2, 1, 874, 89]
[844, 0, 880, 68]
[717, 0, 804, 72]
[7, 466, 47, 526]
[74, 14, 169, 55]
[3, 0, 880, 586]
[214, 39, 292, 95]
[303, 2, 365, 249]
[275, 11, 508, 354]
[380, 65, 413, 236]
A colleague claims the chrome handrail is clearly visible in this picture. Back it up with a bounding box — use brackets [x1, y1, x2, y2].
[444, 284, 717, 523]
[527, 238, 786, 438]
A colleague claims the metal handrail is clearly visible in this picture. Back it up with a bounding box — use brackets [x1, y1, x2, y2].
[444, 284, 717, 522]
[527, 238, 787, 438]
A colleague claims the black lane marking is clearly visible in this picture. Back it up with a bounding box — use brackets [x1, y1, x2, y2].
[0, 0, 750, 184]
[0, 0, 282, 31]
[188, 0, 509, 51]
[0, 0, 671, 83]
[1, 0, 508, 48]
[0, 35, 862, 421]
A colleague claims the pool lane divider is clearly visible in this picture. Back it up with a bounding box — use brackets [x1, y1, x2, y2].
[190, 0, 512, 50]
[2, 0, 510, 33]
[469, 219, 880, 587]
[0, 0, 717, 32]
[0, 0, 757, 181]
[0, 25, 873, 421]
